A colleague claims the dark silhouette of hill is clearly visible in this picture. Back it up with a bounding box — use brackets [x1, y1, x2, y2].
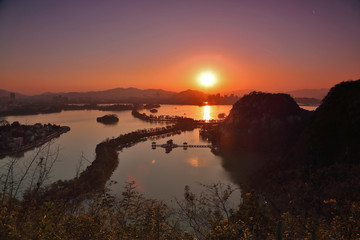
[218, 80, 359, 175]
[217, 92, 312, 183]
[259, 80, 360, 215]
[221, 91, 312, 153]
[167, 89, 207, 104]
[216, 80, 360, 219]
[293, 80, 360, 168]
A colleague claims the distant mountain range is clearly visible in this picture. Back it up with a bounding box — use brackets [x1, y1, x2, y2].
[223, 88, 329, 99]
[286, 88, 329, 99]
[63, 88, 175, 101]
[0, 87, 329, 105]
[0, 88, 209, 105]
[0, 89, 28, 102]
[0, 88, 175, 104]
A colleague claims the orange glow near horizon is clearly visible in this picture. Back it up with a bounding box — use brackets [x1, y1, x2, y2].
[199, 72, 216, 87]
[0, 50, 351, 95]
[1, 2, 359, 95]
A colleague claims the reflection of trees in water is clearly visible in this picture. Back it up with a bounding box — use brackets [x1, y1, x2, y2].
[149, 131, 182, 141]
[219, 151, 272, 187]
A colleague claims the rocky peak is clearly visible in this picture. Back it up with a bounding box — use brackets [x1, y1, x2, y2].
[295, 79, 360, 167]
[221, 91, 311, 153]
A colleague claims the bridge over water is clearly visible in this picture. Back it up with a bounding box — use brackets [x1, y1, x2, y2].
[151, 139, 213, 153]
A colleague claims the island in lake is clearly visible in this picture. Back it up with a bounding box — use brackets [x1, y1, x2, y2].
[96, 114, 119, 124]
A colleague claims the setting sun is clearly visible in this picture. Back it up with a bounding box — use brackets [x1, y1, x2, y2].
[199, 72, 216, 87]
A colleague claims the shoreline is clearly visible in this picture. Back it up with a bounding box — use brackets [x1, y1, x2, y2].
[0, 126, 70, 158]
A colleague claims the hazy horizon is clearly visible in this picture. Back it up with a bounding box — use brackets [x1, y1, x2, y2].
[0, 85, 331, 97]
[0, 0, 360, 94]
[1, 0, 359, 94]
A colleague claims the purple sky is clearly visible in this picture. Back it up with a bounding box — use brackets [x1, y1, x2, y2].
[1, 0, 359, 94]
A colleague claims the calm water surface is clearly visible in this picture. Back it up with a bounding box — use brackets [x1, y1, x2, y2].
[139, 104, 230, 121]
[1, 105, 235, 201]
[300, 105, 318, 111]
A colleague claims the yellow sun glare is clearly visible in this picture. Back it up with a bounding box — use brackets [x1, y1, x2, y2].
[199, 72, 216, 87]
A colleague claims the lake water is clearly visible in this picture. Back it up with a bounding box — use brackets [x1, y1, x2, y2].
[0, 104, 316, 201]
[1, 105, 237, 202]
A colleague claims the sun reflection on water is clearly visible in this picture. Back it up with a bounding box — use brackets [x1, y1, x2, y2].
[203, 105, 211, 121]
[187, 157, 199, 167]
[186, 157, 215, 167]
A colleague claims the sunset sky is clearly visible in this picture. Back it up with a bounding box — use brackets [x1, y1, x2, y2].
[0, 0, 359, 95]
